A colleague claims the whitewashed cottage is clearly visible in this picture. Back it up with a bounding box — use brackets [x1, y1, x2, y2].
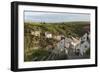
[76, 33, 90, 56]
[45, 32, 52, 38]
[31, 30, 41, 37]
[71, 37, 81, 54]
[53, 37, 72, 55]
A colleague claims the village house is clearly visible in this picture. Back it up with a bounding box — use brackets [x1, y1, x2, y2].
[75, 33, 90, 56]
[71, 37, 81, 54]
[55, 32, 90, 56]
[53, 35, 64, 41]
[31, 30, 41, 37]
[30, 30, 41, 50]
[71, 37, 80, 47]
[45, 32, 52, 38]
[53, 37, 72, 55]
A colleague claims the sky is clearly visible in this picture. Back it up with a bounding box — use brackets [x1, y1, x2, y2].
[24, 11, 90, 23]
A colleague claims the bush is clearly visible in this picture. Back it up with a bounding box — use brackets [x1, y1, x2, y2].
[85, 48, 90, 55]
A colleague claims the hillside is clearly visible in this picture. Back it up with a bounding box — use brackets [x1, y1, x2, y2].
[24, 21, 90, 61]
[24, 21, 90, 37]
